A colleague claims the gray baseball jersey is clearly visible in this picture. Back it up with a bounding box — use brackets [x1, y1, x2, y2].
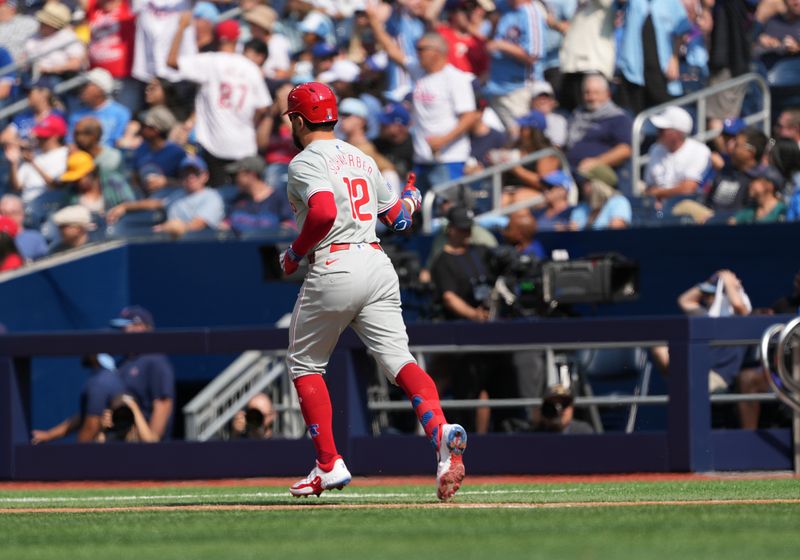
[285, 138, 416, 381]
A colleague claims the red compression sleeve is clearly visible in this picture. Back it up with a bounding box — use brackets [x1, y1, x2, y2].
[291, 191, 337, 256]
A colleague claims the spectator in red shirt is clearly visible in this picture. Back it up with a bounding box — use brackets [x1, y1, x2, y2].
[435, 0, 490, 78]
[0, 216, 23, 273]
[86, 0, 138, 112]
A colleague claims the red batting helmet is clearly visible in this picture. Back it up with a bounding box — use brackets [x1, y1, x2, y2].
[283, 81, 338, 123]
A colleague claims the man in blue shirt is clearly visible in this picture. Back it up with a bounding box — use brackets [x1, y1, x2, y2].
[0, 193, 47, 261]
[371, 1, 428, 102]
[111, 306, 175, 441]
[484, 0, 546, 139]
[106, 155, 225, 237]
[615, 0, 691, 114]
[30, 354, 126, 444]
[68, 68, 131, 148]
[132, 106, 186, 194]
[565, 74, 633, 176]
[225, 155, 295, 234]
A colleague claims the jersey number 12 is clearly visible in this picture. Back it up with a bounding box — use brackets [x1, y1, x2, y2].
[344, 177, 372, 221]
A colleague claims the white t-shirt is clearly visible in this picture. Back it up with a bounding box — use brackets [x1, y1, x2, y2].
[409, 63, 477, 164]
[17, 146, 69, 204]
[645, 137, 711, 190]
[131, 0, 196, 82]
[178, 52, 272, 160]
[24, 29, 85, 77]
[262, 33, 292, 80]
[286, 139, 397, 250]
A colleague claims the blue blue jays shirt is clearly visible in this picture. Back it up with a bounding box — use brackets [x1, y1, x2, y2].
[485, 1, 545, 96]
[385, 8, 426, 101]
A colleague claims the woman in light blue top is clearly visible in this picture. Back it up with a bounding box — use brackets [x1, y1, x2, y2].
[569, 164, 632, 230]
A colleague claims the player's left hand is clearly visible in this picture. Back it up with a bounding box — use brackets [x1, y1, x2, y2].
[401, 172, 421, 213]
[280, 246, 302, 275]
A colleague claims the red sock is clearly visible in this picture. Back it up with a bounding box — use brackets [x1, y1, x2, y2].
[293, 374, 338, 468]
[396, 363, 447, 448]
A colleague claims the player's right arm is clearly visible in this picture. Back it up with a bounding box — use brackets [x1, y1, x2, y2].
[378, 172, 420, 232]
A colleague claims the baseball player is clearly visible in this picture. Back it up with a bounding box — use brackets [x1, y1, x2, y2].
[280, 82, 467, 501]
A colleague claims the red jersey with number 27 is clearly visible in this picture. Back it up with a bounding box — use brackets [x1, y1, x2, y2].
[286, 139, 398, 250]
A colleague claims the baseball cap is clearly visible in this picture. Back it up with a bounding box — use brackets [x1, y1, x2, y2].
[31, 114, 68, 138]
[60, 150, 96, 182]
[110, 305, 155, 329]
[531, 81, 555, 98]
[446, 205, 474, 230]
[215, 19, 240, 42]
[143, 106, 177, 134]
[192, 1, 219, 22]
[180, 154, 209, 173]
[23, 75, 58, 92]
[544, 384, 573, 404]
[747, 165, 785, 190]
[650, 106, 693, 134]
[52, 205, 95, 228]
[299, 11, 334, 38]
[378, 102, 411, 126]
[542, 170, 574, 192]
[516, 110, 547, 130]
[85, 67, 115, 95]
[35, 2, 71, 30]
[698, 281, 717, 294]
[339, 97, 369, 119]
[0, 216, 19, 238]
[226, 155, 266, 175]
[244, 5, 277, 31]
[581, 164, 618, 188]
[722, 117, 746, 136]
[317, 59, 361, 84]
[311, 42, 337, 59]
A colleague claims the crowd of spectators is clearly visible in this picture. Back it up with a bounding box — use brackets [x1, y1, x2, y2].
[0, 0, 797, 276]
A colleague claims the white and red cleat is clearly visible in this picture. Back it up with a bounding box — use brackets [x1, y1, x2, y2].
[436, 423, 467, 501]
[289, 457, 352, 497]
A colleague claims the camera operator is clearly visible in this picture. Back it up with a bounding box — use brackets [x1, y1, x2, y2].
[430, 205, 493, 322]
[99, 394, 158, 443]
[429, 205, 515, 433]
[230, 392, 276, 439]
[536, 384, 594, 434]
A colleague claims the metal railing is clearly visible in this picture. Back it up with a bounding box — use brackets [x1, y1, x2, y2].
[183, 349, 305, 441]
[421, 147, 574, 234]
[760, 319, 800, 473]
[630, 72, 771, 195]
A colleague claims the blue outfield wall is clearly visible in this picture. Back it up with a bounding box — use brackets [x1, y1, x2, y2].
[0, 223, 798, 436]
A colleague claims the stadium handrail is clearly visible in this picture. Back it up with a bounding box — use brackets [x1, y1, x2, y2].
[630, 72, 771, 196]
[421, 147, 572, 234]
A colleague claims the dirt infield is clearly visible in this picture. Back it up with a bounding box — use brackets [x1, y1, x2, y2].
[0, 471, 794, 491]
[2, 498, 800, 515]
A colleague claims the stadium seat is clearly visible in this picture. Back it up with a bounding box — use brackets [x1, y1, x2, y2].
[104, 209, 166, 239]
[574, 347, 653, 433]
[24, 190, 69, 228]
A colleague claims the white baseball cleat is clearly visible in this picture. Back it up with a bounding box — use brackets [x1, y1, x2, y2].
[290, 457, 352, 497]
[436, 423, 467, 501]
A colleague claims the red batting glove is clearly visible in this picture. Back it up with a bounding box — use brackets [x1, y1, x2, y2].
[279, 246, 302, 275]
[401, 172, 421, 213]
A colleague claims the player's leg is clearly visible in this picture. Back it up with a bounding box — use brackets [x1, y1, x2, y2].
[350, 251, 467, 500]
[286, 276, 356, 496]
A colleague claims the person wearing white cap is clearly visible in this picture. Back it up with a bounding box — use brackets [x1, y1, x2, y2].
[67, 67, 132, 148]
[49, 205, 96, 254]
[644, 106, 712, 213]
[530, 80, 567, 148]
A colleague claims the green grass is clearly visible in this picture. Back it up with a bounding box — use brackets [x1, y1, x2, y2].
[0, 479, 799, 560]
